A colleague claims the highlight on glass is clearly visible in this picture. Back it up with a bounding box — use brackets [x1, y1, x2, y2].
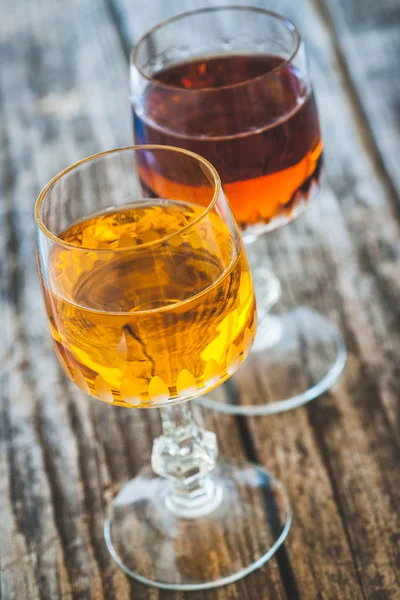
[35, 145, 291, 590]
[131, 6, 346, 415]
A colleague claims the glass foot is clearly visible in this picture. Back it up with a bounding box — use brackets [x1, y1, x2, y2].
[104, 459, 291, 591]
[197, 307, 347, 415]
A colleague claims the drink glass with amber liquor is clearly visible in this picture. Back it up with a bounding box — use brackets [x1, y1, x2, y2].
[131, 7, 346, 415]
[35, 145, 291, 590]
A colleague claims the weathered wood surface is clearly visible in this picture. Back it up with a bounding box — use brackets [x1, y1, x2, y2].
[1, 0, 399, 599]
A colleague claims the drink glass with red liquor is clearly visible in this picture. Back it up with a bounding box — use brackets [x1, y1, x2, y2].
[131, 6, 346, 415]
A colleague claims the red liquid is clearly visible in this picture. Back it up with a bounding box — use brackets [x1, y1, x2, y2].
[134, 54, 323, 230]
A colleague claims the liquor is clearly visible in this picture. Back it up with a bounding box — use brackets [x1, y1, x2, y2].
[133, 54, 323, 230]
[43, 201, 255, 407]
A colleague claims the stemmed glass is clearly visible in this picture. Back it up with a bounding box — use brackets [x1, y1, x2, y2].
[131, 6, 347, 415]
[35, 145, 291, 590]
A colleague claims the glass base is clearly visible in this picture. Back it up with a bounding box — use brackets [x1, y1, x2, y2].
[197, 307, 347, 416]
[104, 459, 291, 591]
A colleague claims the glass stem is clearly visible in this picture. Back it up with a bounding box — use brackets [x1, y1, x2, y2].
[244, 235, 283, 349]
[244, 235, 281, 318]
[151, 404, 222, 517]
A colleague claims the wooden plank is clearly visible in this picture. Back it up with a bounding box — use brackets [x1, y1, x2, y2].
[0, 2, 150, 599]
[112, 0, 400, 597]
[0, 63, 67, 600]
[1, 2, 135, 597]
[316, 0, 400, 207]
[0, 0, 286, 598]
[250, 0, 400, 596]
[251, 1, 400, 598]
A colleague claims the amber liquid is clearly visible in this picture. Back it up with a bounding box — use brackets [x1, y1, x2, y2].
[43, 202, 255, 408]
[134, 54, 323, 230]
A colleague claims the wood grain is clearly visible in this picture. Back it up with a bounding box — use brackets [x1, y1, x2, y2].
[317, 0, 400, 211]
[1, 0, 400, 598]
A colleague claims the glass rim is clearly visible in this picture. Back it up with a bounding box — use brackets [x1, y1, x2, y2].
[131, 5, 301, 93]
[35, 144, 222, 252]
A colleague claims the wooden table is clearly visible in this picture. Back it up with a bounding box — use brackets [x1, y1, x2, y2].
[2, 0, 400, 598]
